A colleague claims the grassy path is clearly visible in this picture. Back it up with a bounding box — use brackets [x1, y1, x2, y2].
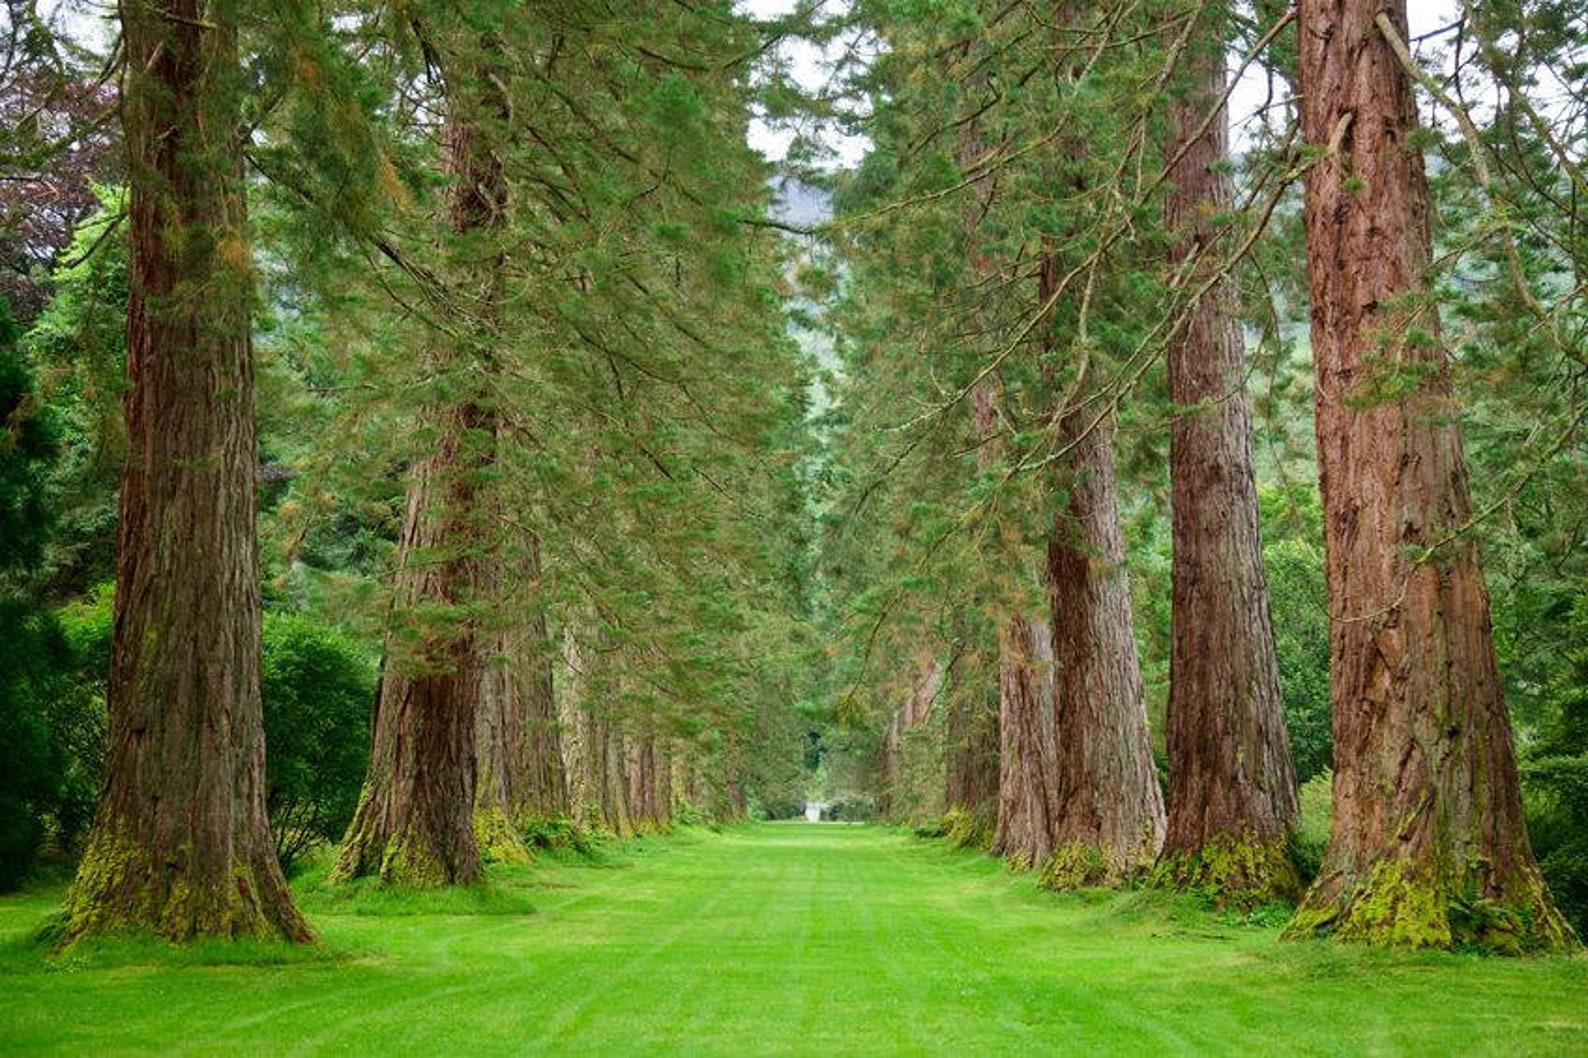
[1, 824, 1585, 1054]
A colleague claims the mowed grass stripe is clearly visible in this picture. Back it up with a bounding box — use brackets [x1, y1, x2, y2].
[1, 824, 1585, 1055]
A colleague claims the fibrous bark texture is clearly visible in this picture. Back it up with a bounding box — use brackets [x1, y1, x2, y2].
[1158, 20, 1299, 903]
[333, 400, 491, 886]
[475, 533, 566, 860]
[944, 635, 1000, 842]
[1043, 410, 1166, 887]
[1287, 0, 1575, 951]
[61, 0, 310, 945]
[558, 626, 636, 836]
[991, 615, 1059, 869]
[625, 734, 672, 831]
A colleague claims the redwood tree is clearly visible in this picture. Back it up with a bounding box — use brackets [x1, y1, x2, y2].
[1157, 10, 1299, 902]
[1285, 0, 1575, 950]
[333, 41, 509, 886]
[61, 0, 310, 943]
[1042, 407, 1166, 887]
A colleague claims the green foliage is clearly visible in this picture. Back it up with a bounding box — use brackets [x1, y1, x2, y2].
[260, 613, 376, 874]
[1260, 485, 1332, 783]
[1291, 768, 1334, 884]
[0, 297, 56, 580]
[1520, 597, 1588, 938]
[0, 599, 71, 889]
[520, 816, 606, 860]
[19, 193, 126, 596]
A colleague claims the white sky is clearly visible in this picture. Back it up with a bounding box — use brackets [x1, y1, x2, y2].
[740, 0, 1463, 169]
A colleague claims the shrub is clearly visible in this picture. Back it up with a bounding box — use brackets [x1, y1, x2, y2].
[0, 599, 72, 889]
[1289, 769, 1333, 884]
[261, 613, 375, 874]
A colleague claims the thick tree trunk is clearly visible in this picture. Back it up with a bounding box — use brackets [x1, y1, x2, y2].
[1287, 0, 1574, 951]
[61, 0, 309, 945]
[969, 380, 1061, 867]
[1043, 410, 1166, 887]
[625, 734, 671, 831]
[475, 533, 566, 858]
[1158, 19, 1300, 903]
[944, 631, 999, 842]
[558, 625, 598, 828]
[990, 615, 1059, 869]
[334, 49, 510, 887]
[333, 401, 492, 885]
[596, 715, 636, 838]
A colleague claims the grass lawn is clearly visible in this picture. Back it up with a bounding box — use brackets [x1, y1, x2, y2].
[1, 824, 1585, 1055]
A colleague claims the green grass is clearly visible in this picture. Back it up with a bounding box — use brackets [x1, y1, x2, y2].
[1, 824, 1585, 1054]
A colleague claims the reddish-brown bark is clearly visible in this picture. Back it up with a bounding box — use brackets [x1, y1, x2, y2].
[990, 615, 1059, 868]
[1159, 20, 1299, 898]
[943, 633, 1000, 831]
[1043, 408, 1166, 885]
[333, 399, 492, 885]
[477, 534, 567, 829]
[61, 0, 309, 944]
[1288, 0, 1574, 950]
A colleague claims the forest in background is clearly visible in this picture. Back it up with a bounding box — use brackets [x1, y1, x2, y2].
[0, 0, 1583, 953]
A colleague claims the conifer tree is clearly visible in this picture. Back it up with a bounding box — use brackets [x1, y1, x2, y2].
[62, 0, 310, 943]
[1284, 0, 1574, 951]
[1157, 1, 1299, 903]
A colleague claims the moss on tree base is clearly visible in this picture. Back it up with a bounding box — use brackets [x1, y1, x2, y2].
[59, 824, 311, 949]
[1282, 859, 1581, 954]
[331, 827, 482, 889]
[1150, 832, 1302, 909]
[473, 808, 533, 867]
[941, 808, 994, 851]
[1038, 843, 1118, 891]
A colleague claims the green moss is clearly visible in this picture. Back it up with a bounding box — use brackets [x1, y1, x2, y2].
[1284, 859, 1579, 953]
[376, 834, 453, 888]
[1151, 832, 1303, 909]
[941, 808, 994, 851]
[473, 808, 532, 867]
[1038, 843, 1113, 891]
[58, 824, 294, 948]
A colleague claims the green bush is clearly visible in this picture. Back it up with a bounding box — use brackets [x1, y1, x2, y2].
[1520, 597, 1588, 937]
[40, 594, 374, 876]
[261, 612, 375, 874]
[0, 599, 72, 889]
[1289, 769, 1332, 884]
[1263, 537, 1332, 783]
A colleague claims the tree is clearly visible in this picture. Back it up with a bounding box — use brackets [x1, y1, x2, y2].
[1283, 0, 1574, 951]
[1156, 4, 1299, 902]
[61, 0, 310, 943]
[1037, 12, 1164, 887]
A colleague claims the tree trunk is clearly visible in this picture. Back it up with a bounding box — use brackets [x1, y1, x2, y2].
[333, 401, 491, 885]
[1158, 15, 1300, 903]
[596, 715, 636, 838]
[558, 625, 598, 828]
[1043, 409, 1166, 887]
[990, 615, 1059, 869]
[626, 734, 671, 831]
[944, 629, 999, 842]
[61, 0, 310, 945]
[1286, 0, 1575, 951]
[333, 46, 511, 887]
[475, 533, 566, 858]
